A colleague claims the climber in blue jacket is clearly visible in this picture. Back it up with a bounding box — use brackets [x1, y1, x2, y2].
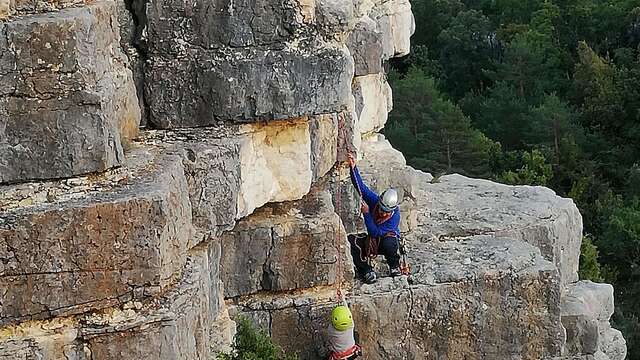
[347, 154, 401, 284]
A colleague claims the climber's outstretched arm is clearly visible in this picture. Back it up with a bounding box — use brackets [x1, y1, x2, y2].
[349, 164, 379, 206]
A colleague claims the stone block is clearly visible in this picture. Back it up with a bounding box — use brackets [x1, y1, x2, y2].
[145, 0, 303, 55]
[0, 2, 140, 184]
[315, 0, 357, 35]
[142, 117, 338, 239]
[599, 327, 627, 360]
[353, 74, 393, 136]
[370, 0, 415, 59]
[346, 16, 383, 76]
[423, 174, 582, 286]
[562, 281, 615, 324]
[0, 318, 84, 360]
[221, 185, 351, 298]
[145, 46, 353, 128]
[562, 315, 600, 355]
[115, 0, 147, 127]
[0, 240, 225, 360]
[560, 281, 625, 358]
[0, 147, 193, 324]
[310, 113, 339, 181]
[81, 246, 216, 360]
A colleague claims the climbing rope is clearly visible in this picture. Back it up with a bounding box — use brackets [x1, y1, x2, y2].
[334, 113, 347, 303]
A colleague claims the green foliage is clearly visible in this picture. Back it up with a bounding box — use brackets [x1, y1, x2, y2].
[612, 306, 640, 359]
[386, 67, 499, 177]
[578, 236, 603, 282]
[598, 199, 640, 291]
[462, 82, 531, 150]
[218, 317, 298, 360]
[496, 149, 552, 186]
[436, 9, 496, 97]
[392, 1, 640, 356]
[528, 94, 577, 164]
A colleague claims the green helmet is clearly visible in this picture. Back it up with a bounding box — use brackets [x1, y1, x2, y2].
[331, 305, 353, 331]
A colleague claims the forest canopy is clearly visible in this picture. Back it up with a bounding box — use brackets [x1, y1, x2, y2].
[387, 0, 640, 356]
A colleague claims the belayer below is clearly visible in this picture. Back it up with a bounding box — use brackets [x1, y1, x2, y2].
[327, 305, 362, 360]
[347, 153, 402, 284]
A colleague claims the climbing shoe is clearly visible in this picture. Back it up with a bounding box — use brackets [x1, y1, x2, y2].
[364, 271, 377, 284]
[390, 267, 401, 277]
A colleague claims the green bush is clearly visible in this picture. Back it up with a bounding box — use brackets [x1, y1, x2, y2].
[496, 149, 553, 186]
[217, 317, 298, 360]
[578, 236, 604, 282]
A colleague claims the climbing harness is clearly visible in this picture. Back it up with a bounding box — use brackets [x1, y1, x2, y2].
[329, 344, 363, 360]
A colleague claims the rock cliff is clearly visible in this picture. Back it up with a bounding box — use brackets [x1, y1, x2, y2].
[0, 0, 627, 359]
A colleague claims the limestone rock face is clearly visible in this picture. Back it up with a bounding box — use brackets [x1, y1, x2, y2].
[370, 0, 415, 59]
[234, 236, 563, 359]
[140, 0, 358, 128]
[139, 117, 337, 239]
[347, 16, 384, 76]
[0, 0, 628, 358]
[0, 2, 140, 184]
[145, 46, 354, 128]
[353, 74, 393, 136]
[0, 147, 193, 325]
[221, 184, 352, 298]
[0, 240, 231, 360]
[229, 136, 620, 359]
[358, 136, 582, 287]
[82, 244, 219, 360]
[561, 281, 627, 360]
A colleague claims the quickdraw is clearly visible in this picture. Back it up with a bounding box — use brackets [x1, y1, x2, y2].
[399, 237, 411, 275]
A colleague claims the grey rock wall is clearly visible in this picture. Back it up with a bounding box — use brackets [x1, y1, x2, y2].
[0, 2, 140, 184]
[0, 147, 193, 325]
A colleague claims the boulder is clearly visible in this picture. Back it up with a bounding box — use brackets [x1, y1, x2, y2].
[0, 2, 140, 184]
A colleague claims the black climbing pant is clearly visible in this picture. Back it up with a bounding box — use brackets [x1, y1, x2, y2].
[348, 233, 400, 277]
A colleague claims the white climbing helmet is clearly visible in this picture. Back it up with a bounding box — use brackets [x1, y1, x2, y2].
[379, 188, 399, 212]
